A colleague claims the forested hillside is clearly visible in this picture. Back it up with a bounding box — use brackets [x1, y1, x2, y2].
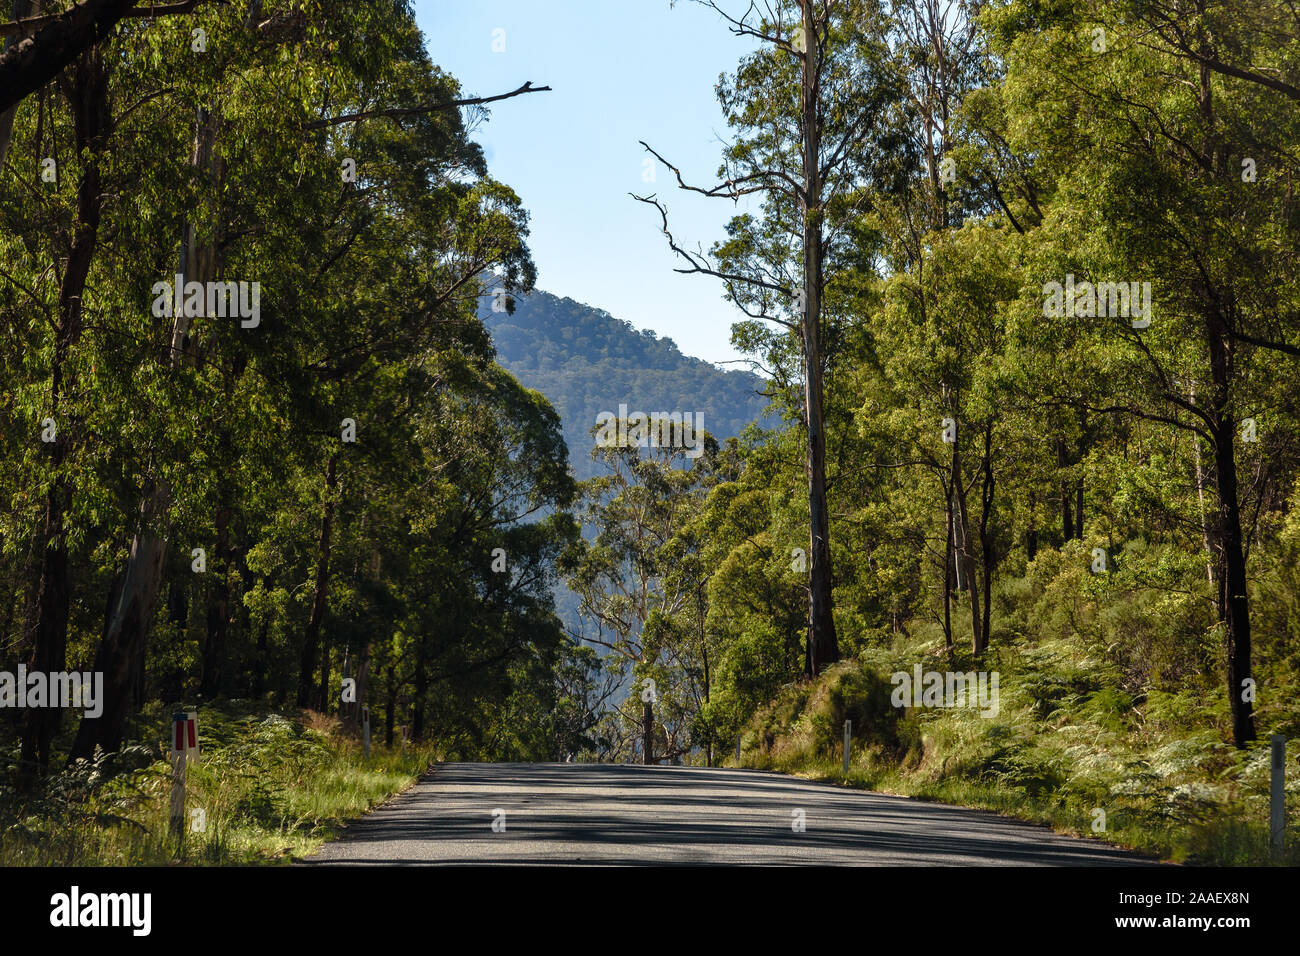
[481, 289, 768, 479]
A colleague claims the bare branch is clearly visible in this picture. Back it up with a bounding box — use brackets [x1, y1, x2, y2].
[0, 0, 204, 38]
[630, 191, 794, 299]
[1225, 325, 1300, 358]
[639, 139, 802, 204]
[694, 0, 799, 54]
[304, 82, 552, 130]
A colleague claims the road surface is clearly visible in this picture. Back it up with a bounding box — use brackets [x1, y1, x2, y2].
[304, 762, 1154, 865]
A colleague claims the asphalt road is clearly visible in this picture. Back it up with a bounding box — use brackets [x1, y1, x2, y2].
[303, 762, 1154, 866]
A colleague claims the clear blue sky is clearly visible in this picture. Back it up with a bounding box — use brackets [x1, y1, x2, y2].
[411, 0, 761, 367]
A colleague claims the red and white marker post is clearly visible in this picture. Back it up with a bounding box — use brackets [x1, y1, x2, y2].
[169, 711, 199, 839]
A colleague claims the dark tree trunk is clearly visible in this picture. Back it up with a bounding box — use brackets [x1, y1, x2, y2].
[22, 485, 69, 772]
[297, 452, 337, 707]
[979, 424, 995, 651]
[70, 510, 167, 760]
[1074, 480, 1084, 540]
[950, 437, 983, 653]
[1193, 424, 1217, 588]
[0, 0, 39, 165]
[384, 661, 396, 748]
[0, 0, 139, 113]
[1215, 428, 1254, 747]
[22, 47, 108, 772]
[1188, 37, 1253, 748]
[800, 0, 839, 675]
[1206, 314, 1255, 748]
[411, 651, 426, 742]
[199, 502, 231, 699]
[166, 577, 186, 632]
[1057, 438, 1075, 542]
[641, 700, 654, 765]
[699, 584, 711, 766]
[943, 480, 953, 653]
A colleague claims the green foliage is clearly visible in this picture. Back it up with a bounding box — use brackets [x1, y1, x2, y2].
[0, 703, 432, 865]
[0, 0, 580, 783]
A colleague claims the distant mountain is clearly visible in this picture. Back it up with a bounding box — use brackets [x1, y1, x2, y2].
[481, 289, 770, 645]
[480, 289, 769, 479]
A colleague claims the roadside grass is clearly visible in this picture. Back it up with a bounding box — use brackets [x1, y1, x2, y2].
[735, 651, 1300, 866]
[0, 701, 435, 866]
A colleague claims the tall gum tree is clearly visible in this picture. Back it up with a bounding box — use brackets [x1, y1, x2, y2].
[638, 0, 912, 674]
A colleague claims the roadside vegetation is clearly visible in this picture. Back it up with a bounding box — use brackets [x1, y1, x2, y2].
[733, 542, 1300, 866]
[0, 703, 434, 866]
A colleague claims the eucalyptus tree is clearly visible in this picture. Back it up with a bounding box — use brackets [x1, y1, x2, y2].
[639, 0, 912, 674]
[393, 356, 577, 751]
[59, 1, 545, 756]
[566, 419, 719, 762]
[982, 0, 1300, 745]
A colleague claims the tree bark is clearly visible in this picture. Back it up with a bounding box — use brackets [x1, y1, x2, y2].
[979, 423, 995, 649]
[1193, 41, 1253, 748]
[21, 46, 108, 772]
[0, 0, 138, 113]
[699, 585, 711, 767]
[69, 105, 219, 761]
[297, 451, 337, 707]
[942, 484, 953, 652]
[1057, 438, 1075, 542]
[1074, 479, 1084, 540]
[641, 700, 654, 765]
[800, 0, 839, 675]
[1192, 416, 1217, 587]
[0, 0, 38, 165]
[950, 435, 983, 653]
[70, 491, 168, 760]
[1206, 314, 1255, 748]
